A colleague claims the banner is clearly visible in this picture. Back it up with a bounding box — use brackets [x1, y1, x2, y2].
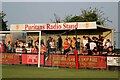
[10, 22, 96, 31]
[22, 54, 44, 65]
[2, 53, 20, 64]
[45, 55, 76, 67]
[107, 56, 120, 66]
[46, 55, 106, 69]
[79, 56, 106, 68]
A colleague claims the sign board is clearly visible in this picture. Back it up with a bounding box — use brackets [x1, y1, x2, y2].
[45, 55, 106, 69]
[1, 53, 20, 64]
[10, 22, 96, 31]
[22, 54, 44, 64]
[107, 56, 120, 66]
[79, 56, 106, 68]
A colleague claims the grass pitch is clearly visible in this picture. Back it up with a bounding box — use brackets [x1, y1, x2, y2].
[2, 65, 119, 79]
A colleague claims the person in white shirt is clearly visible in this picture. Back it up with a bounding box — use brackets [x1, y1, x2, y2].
[82, 36, 88, 47]
[106, 39, 112, 48]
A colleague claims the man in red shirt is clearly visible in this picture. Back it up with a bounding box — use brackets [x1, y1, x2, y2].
[63, 39, 70, 57]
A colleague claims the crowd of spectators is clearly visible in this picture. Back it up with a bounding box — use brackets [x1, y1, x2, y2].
[0, 35, 119, 57]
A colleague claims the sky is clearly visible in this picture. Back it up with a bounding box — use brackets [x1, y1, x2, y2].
[2, 2, 119, 32]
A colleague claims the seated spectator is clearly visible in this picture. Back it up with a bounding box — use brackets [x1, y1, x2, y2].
[107, 46, 115, 55]
[22, 46, 27, 53]
[31, 46, 39, 53]
[102, 45, 108, 56]
[82, 47, 88, 55]
[92, 47, 99, 55]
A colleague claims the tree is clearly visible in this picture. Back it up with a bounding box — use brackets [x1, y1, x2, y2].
[0, 11, 8, 31]
[53, 7, 112, 25]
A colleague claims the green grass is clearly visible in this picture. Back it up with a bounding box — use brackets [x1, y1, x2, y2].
[2, 65, 119, 78]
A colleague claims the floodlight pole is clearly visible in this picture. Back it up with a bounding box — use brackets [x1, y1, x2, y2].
[38, 31, 41, 68]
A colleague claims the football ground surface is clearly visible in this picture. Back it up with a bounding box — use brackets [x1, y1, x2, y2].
[2, 65, 120, 80]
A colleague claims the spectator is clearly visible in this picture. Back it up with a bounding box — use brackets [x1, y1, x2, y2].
[11, 45, 16, 53]
[82, 47, 88, 55]
[31, 46, 38, 53]
[92, 47, 99, 55]
[107, 46, 115, 55]
[85, 41, 92, 55]
[75, 38, 81, 54]
[106, 39, 112, 48]
[57, 35, 62, 53]
[15, 39, 19, 47]
[6, 41, 12, 53]
[71, 37, 76, 50]
[50, 38, 56, 53]
[68, 37, 71, 44]
[99, 43, 103, 55]
[83, 36, 88, 47]
[80, 43, 84, 54]
[102, 45, 108, 56]
[90, 41, 96, 50]
[1, 40, 6, 53]
[22, 46, 27, 53]
[46, 36, 51, 55]
[40, 43, 48, 61]
[28, 37, 33, 47]
[63, 39, 70, 57]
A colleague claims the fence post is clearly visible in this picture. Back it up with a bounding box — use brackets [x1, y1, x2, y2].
[74, 50, 79, 70]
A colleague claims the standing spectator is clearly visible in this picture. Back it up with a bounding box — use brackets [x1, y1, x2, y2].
[80, 43, 84, 54]
[28, 37, 33, 47]
[57, 35, 62, 53]
[75, 38, 81, 54]
[85, 41, 92, 55]
[83, 36, 88, 47]
[103, 37, 107, 46]
[1, 40, 6, 53]
[106, 39, 112, 48]
[63, 39, 70, 57]
[71, 37, 76, 50]
[15, 39, 19, 47]
[11, 45, 16, 53]
[99, 43, 103, 55]
[6, 41, 12, 53]
[46, 36, 51, 55]
[40, 43, 48, 62]
[68, 37, 71, 44]
[90, 41, 96, 50]
[50, 38, 56, 53]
